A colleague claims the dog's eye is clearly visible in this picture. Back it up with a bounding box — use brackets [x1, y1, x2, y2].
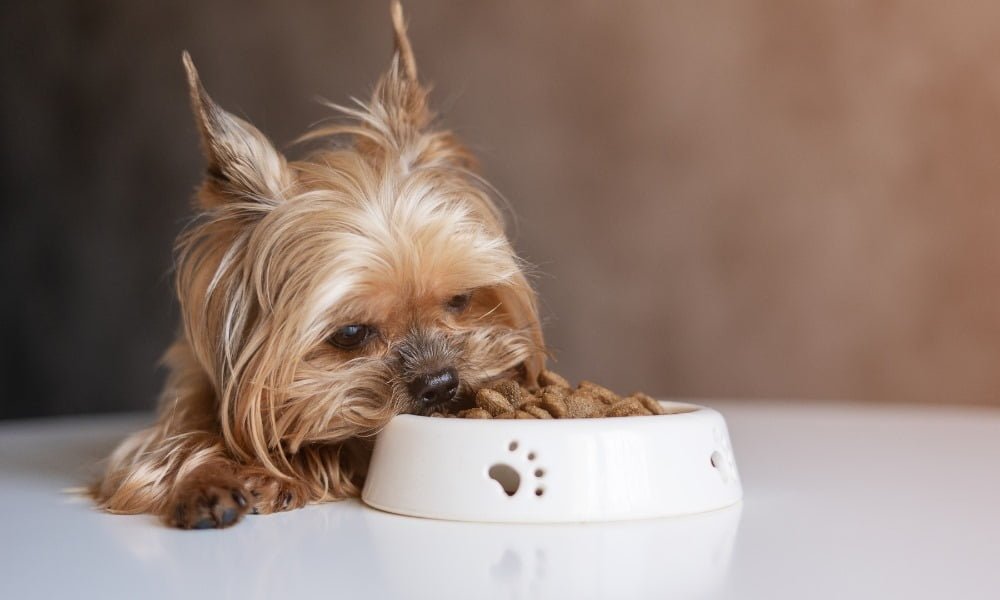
[446, 292, 473, 313]
[329, 324, 374, 350]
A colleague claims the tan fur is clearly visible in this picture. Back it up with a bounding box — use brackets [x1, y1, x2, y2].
[91, 1, 546, 528]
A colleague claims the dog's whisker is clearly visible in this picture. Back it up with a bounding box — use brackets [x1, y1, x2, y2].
[476, 302, 503, 321]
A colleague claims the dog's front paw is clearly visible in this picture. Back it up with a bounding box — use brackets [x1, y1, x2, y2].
[244, 473, 308, 515]
[164, 471, 250, 530]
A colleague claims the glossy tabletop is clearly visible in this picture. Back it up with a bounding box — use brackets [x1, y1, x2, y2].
[1, 400, 998, 599]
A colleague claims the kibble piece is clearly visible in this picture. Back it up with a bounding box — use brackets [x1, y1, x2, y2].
[628, 392, 664, 415]
[539, 390, 569, 418]
[578, 380, 620, 405]
[494, 411, 518, 419]
[540, 385, 568, 400]
[565, 392, 608, 418]
[606, 398, 648, 417]
[491, 380, 523, 408]
[538, 369, 571, 389]
[457, 408, 492, 419]
[523, 405, 553, 419]
[515, 410, 536, 419]
[477, 388, 514, 416]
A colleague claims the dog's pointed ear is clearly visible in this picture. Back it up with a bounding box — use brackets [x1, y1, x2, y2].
[391, 0, 418, 82]
[376, 1, 431, 131]
[182, 52, 292, 207]
[352, 2, 476, 169]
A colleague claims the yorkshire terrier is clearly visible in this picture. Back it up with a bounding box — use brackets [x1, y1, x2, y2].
[92, 1, 546, 529]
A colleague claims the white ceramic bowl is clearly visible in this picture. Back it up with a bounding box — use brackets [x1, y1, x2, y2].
[362, 401, 742, 523]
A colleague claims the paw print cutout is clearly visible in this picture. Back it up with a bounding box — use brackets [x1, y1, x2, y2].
[488, 440, 546, 498]
[710, 426, 738, 484]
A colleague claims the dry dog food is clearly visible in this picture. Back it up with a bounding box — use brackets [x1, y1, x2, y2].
[431, 370, 668, 419]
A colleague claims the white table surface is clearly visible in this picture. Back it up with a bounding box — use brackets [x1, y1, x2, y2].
[1, 400, 998, 600]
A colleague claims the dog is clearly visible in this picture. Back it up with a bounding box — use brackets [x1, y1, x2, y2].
[91, 1, 546, 529]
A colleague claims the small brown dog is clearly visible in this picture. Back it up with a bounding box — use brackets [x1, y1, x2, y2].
[92, 2, 546, 529]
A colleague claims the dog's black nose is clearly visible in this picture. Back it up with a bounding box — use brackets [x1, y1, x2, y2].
[409, 368, 459, 406]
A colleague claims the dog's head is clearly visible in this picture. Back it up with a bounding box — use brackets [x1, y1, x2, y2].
[172, 2, 545, 471]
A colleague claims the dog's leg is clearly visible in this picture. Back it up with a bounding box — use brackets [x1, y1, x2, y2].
[94, 405, 371, 527]
[94, 342, 373, 527]
[93, 418, 257, 529]
[243, 439, 372, 514]
[96, 421, 339, 527]
[92, 340, 256, 528]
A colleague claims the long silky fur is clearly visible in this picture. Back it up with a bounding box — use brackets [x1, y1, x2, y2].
[90, 2, 546, 521]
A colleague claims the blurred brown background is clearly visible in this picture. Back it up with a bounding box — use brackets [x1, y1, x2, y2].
[3, 1, 1000, 418]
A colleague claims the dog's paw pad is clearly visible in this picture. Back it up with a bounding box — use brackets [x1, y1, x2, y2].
[165, 477, 250, 530]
